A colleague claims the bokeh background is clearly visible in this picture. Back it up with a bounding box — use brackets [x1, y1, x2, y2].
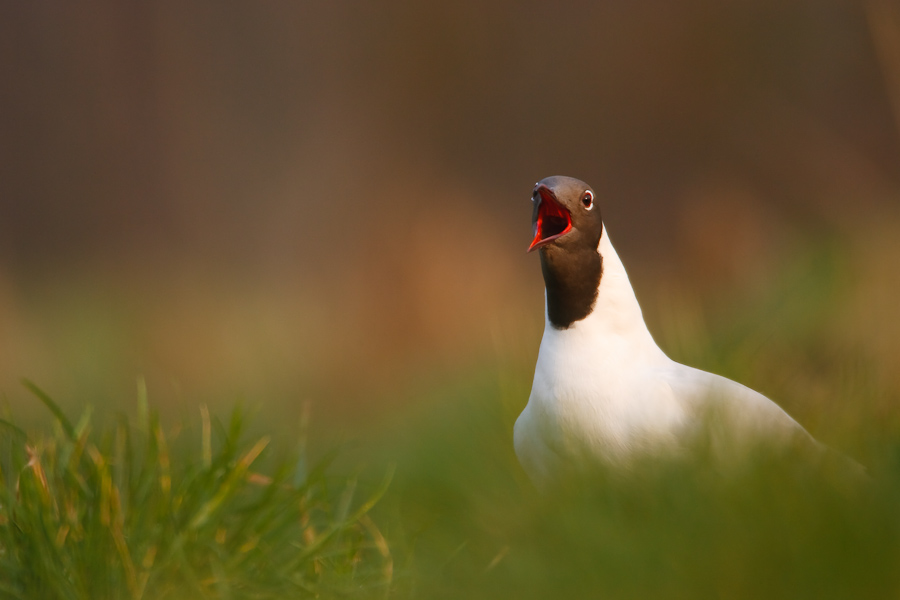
[2, 1, 900, 434]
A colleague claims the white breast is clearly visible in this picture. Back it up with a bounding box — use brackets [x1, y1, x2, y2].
[514, 321, 687, 483]
[514, 232, 819, 487]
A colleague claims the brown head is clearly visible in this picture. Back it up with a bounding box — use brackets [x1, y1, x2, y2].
[528, 176, 604, 329]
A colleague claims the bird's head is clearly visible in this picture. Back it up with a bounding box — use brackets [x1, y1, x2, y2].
[527, 175, 605, 329]
[528, 176, 603, 253]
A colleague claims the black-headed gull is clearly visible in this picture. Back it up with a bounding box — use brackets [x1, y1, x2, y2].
[514, 176, 858, 486]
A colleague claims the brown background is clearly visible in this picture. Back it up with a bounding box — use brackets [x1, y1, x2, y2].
[1, 1, 899, 426]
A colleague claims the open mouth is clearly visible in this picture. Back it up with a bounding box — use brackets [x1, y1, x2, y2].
[527, 185, 572, 252]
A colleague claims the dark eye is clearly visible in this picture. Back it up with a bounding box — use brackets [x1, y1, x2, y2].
[532, 183, 539, 201]
[581, 190, 594, 210]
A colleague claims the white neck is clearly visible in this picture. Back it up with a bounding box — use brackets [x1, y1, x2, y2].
[543, 230, 665, 358]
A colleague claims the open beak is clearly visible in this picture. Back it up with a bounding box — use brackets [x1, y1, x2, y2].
[527, 185, 572, 252]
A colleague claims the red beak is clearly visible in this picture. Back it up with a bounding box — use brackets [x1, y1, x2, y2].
[527, 185, 572, 252]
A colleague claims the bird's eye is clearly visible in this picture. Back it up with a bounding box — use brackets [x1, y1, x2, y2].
[581, 190, 594, 210]
[532, 183, 539, 201]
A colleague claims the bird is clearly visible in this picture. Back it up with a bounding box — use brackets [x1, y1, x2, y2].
[513, 175, 860, 487]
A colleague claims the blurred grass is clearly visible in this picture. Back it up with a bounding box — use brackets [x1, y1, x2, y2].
[362, 242, 900, 599]
[0, 381, 394, 599]
[2, 240, 900, 598]
[371, 373, 900, 599]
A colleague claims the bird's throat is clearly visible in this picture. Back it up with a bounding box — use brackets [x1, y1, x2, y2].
[540, 245, 603, 329]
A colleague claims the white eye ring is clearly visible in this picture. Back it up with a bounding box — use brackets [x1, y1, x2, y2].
[531, 183, 539, 201]
[581, 190, 594, 210]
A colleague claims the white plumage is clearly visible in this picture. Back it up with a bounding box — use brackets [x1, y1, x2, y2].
[514, 176, 847, 487]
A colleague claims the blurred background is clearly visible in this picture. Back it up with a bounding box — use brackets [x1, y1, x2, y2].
[1, 0, 899, 432]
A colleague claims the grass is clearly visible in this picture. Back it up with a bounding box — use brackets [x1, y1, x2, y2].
[6, 374, 899, 600]
[372, 376, 900, 600]
[0, 380, 394, 599]
[3, 244, 900, 598]
[364, 244, 900, 599]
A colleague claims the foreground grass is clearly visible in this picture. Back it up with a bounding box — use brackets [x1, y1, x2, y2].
[4, 244, 900, 598]
[0, 381, 393, 599]
[368, 246, 900, 599]
[372, 376, 900, 600]
[6, 374, 898, 600]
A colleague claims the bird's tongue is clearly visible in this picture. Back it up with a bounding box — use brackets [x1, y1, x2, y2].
[528, 191, 572, 252]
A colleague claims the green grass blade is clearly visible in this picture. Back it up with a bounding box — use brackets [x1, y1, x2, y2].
[0, 418, 27, 440]
[21, 379, 75, 442]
